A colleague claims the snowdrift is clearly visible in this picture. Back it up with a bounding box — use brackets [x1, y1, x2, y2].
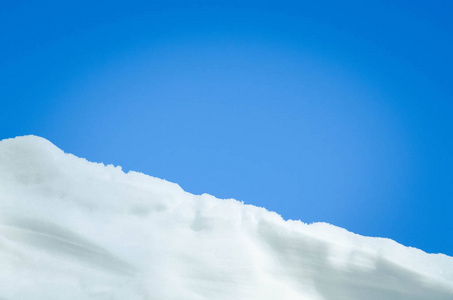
[0, 135, 452, 299]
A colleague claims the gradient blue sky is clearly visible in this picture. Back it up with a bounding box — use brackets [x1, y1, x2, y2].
[1, 1, 452, 255]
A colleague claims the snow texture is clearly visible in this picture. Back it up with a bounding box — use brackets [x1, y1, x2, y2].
[0, 135, 452, 299]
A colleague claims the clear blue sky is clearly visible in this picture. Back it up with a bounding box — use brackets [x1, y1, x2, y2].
[1, 1, 452, 255]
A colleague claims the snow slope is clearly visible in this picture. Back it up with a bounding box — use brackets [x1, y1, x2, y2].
[0, 135, 452, 300]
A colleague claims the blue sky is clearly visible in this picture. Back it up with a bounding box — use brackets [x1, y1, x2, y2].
[1, 1, 452, 255]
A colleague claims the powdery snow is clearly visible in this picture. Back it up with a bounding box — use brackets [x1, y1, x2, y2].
[0, 135, 452, 299]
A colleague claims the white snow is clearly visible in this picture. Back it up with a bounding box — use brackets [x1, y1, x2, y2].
[0, 135, 452, 299]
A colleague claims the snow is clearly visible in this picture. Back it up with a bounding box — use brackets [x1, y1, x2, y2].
[0, 135, 452, 299]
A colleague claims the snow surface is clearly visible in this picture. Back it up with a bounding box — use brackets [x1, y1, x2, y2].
[0, 135, 452, 300]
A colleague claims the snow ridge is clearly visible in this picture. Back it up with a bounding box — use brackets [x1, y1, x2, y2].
[0, 135, 452, 300]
